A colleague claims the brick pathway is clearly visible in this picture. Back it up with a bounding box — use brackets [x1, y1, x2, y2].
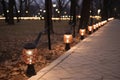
[29, 19, 120, 80]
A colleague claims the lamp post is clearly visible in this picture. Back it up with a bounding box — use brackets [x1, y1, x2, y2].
[93, 24, 96, 32]
[88, 26, 93, 34]
[64, 33, 73, 50]
[22, 43, 38, 77]
[96, 23, 99, 30]
[53, 3, 56, 18]
[53, 3, 56, 8]
[98, 9, 101, 16]
[79, 29, 86, 40]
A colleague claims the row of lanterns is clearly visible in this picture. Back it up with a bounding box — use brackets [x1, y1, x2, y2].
[21, 17, 114, 77]
[63, 17, 114, 51]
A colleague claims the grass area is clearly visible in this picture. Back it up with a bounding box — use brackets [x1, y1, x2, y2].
[0, 19, 79, 79]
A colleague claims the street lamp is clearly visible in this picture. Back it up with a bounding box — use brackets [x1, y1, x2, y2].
[64, 33, 73, 50]
[22, 43, 38, 77]
[55, 9, 58, 12]
[7, 10, 9, 13]
[79, 29, 86, 40]
[26, 11, 29, 14]
[95, 23, 99, 30]
[98, 22, 101, 28]
[43, 10, 46, 13]
[18, 10, 20, 13]
[88, 26, 93, 34]
[53, 3, 57, 18]
[93, 24, 96, 32]
[53, 3, 57, 8]
[40, 9, 42, 12]
[98, 9, 101, 15]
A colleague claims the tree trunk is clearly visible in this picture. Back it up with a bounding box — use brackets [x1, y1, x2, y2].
[78, 0, 91, 31]
[101, 0, 107, 20]
[45, 0, 53, 50]
[58, 0, 62, 16]
[8, 0, 14, 25]
[89, 0, 94, 25]
[19, 0, 23, 16]
[101, 0, 112, 20]
[1, 0, 8, 23]
[14, 1, 20, 22]
[57, 0, 70, 17]
[44, 0, 54, 33]
[25, 0, 29, 16]
[69, 0, 77, 37]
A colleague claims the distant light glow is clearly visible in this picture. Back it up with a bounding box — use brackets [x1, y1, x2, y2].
[26, 11, 29, 13]
[53, 4, 57, 7]
[7, 10, 9, 13]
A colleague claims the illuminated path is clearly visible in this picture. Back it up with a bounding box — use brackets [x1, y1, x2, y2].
[29, 19, 120, 80]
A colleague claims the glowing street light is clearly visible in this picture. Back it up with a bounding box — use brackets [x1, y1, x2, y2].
[93, 24, 96, 32]
[22, 43, 38, 77]
[40, 9, 42, 12]
[26, 11, 29, 13]
[64, 33, 73, 50]
[18, 10, 20, 13]
[57, 11, 60, 14]
[88, 26, 93, 34]
[95, 23, 99, 30]
[98, 9, 101, 15]
[79, 29, 86, 40]
[55, 9, 58, 12]
[53, 4, 57, 8]
[43, 10, 46, 13]
[7, 10, 9, 13]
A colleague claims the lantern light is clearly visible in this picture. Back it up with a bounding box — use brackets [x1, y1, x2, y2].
[64, 33, 73, 50]
[7, 10, 9, 13]
[26, 11, 29, 13]
[95, 23, 99, 29]
[53, 4, 57, 8]
[93, 24, 96, 32]
[88, 26, 93, 34]
[98, 22, 101, 27]
[22, 43, 38, 77]
[18, 10, 20, 13]
[79, 29, 86, 40]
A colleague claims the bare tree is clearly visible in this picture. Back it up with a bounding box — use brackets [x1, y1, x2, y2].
[1, 0, 8, 23]
[45, 0, 53, 50]
[101, 0, 112, 20]
[25, 0, 29, 16]
[78, 0, 91, 31]
[57, 0, 70, 17]
[8, 0, 14, 24]
[19, 0, 23, 17]
[69, 0, 77, 37]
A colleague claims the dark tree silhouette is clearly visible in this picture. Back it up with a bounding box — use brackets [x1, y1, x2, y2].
[44, 0, 54, 33]
[25, 0, 29, 16]
[19, 0, 23, 18]
[1, 0, 8, 23]
[89, 0, 94, 25]
[78, 0, 91, 31]
[57, 0, 70, 17]
[8, 0, 15, 25]
[45, 0, 53, 50]
[69, 0, 77, 37]
[101, 0, 112, 20]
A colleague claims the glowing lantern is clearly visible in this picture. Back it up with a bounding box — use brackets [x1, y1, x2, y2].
[88, 26, 93, 34]
[93, 24, 96, 32]
[79, 29, 86, 40]
[22, 43, 38, 77]
[64, 33, 73, 50]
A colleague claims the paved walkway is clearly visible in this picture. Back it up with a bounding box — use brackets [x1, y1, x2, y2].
[29, 19, 120, 80]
